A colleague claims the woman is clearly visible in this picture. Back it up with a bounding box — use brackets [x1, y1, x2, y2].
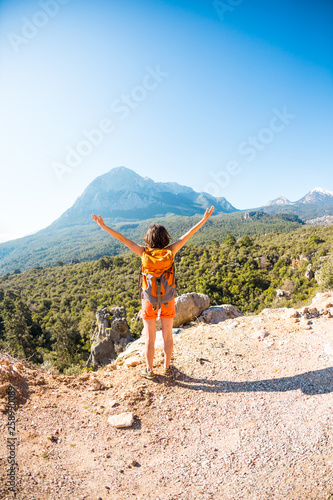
[92, 206, 214, 379]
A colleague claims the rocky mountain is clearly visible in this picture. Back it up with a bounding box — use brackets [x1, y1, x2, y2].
[265, 196, 293, 207]
[298, 187, 333, 205]
[262, 187, 333, 220]
[265, 188, 333, 208]
[51, 167, 236, 228]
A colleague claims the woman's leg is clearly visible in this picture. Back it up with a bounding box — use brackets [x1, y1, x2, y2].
[161, 317, 174, 369]
[143, 318, 156, 372]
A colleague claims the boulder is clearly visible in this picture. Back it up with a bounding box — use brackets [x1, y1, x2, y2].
[86, 307, 133, 368]
[173, 293, 210, 327]
[198, 304, 243, 324]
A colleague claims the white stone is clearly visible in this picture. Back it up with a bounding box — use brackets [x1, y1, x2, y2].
[108, 412, 133, 428]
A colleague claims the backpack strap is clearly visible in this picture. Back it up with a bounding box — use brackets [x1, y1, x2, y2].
[138, 264, 143, 300]
[156, 277, 162, 312]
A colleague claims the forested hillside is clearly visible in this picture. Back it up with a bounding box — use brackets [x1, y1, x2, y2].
[0, 224, 332, 375]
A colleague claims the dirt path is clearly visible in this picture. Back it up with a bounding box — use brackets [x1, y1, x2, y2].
[1, 293, 333, 500]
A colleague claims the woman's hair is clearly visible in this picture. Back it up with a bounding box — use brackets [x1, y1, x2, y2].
[144, 224, 171, 249]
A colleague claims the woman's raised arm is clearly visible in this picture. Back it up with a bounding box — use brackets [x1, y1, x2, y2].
[169, 206, 214, 254]
[92, 214, 145, 256]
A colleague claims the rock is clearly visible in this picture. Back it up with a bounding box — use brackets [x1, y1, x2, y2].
[108, 412, 134, 428]
[116, 335, 146, 362]
[314, 269, 322, 284]
[275, 289, 285, 297]
[90, 380, 103, 391]
[305, 264, 314, 279]
[87, 337, 116, 369]
[87, 307, 133, 368]
[173, 293, 210, 327]
[198, 304, 243, 324]
[301, 306, 320, 319]
[251, 329, 269, 341]
[124, 357, 142, 367]
[287, 309, 299, 318]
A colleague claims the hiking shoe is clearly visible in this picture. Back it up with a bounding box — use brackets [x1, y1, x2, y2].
[140, 368, 155, 380]
[163, 366, 172, 376]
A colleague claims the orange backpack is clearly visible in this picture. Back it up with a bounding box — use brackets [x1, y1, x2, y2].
[139, 247, 176, 311]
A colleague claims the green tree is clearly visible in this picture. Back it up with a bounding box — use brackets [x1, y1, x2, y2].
[225, 233, 236, 247]
[239, 235, 253, 247]
[2, 299, 42, 362]
[319, 257, 333, 291]
[50, 312, 82, 371]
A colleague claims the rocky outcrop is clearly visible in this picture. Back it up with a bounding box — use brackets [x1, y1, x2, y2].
[86, 307, 133, 368]
[198, 304, 243, 324]
[314, 256, 332, 285]
[306, 215, 333, 226]
[305, 264, 314, 279]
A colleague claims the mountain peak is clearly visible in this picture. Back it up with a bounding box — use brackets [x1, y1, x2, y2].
[54, 166, 237, 226]
[299, 187, 333, 204]
[309, 187, 333, 196]
[265, 196, 292, 207]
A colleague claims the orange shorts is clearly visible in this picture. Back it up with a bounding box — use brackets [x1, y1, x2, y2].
[141, 298, 176, 320]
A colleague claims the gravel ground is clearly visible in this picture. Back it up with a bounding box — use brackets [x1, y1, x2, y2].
[0, 292, 332, 500]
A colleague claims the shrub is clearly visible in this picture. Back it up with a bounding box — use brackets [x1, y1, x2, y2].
[319, 257, 333, 291]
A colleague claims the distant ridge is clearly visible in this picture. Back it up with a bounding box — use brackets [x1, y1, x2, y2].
[265, 187, 333, 207]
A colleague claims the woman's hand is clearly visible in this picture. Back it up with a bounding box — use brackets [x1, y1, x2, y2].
[202, 206, 214, 222]
[169, 205, 215, 254]
[92, 214, 105, 228]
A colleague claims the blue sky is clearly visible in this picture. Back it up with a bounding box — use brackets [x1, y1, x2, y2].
[0, 0, 332, 242]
